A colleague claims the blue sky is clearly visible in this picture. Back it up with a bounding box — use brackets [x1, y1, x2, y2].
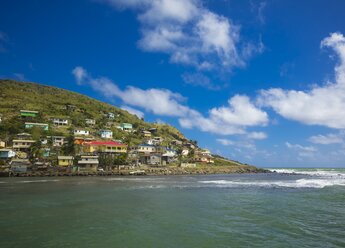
[1, 0, 345, 167]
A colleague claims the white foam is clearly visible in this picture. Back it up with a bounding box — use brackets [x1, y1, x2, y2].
[269, 168, 345, 178]
[199, 178, 345, 189]
[18, 179, 60, 183]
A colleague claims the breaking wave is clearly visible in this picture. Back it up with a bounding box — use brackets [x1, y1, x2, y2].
[199, 178, 345, 188]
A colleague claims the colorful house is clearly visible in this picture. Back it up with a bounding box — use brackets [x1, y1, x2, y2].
[20, 110, 38, 117]
[77, 155, 99, 172]
[142, 130, 151, 138]
[57, 156, 74, 167]
[117, 123, 133, 132]
[0, 149, 16, 159]
[82, 141, 127, 153]
[25, 122, 49, 131]
[74, 137, 94, 145]
[99, 130, 113, 139]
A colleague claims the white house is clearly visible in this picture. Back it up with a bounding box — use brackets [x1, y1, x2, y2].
[99, 130, 113, 139]
[137, 144, 157, 153]
[51, 118, 69, 126]
[107, 112, 115, 119]
[85, 119, 96, 125]
[51, 136, 65, 147]
[73, 129, 90, 136]
[181, 149, 189, 156]
[78, 155, 99, 172]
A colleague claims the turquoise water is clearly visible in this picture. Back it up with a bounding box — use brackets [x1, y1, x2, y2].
[0, 169, 345, 247]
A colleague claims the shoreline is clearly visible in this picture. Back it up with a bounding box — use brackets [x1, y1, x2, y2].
[0, 166, 270, 177]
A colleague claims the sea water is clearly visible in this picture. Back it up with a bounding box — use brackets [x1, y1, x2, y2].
[0, 169, 344, 247]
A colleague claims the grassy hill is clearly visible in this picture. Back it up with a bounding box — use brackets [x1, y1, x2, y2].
[0, 79, 186, 145]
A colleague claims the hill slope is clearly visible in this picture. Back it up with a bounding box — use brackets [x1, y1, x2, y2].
[0, 80, 186, 145]
[0, 79, 263, 172]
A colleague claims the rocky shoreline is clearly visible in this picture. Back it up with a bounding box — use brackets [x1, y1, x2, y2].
[1, 166, 269, 177]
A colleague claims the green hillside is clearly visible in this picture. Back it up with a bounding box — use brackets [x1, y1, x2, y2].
[0, 79, 186, 145]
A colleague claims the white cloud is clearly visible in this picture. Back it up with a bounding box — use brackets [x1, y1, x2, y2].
[102, 0, 261, 71]
[182, 72, 222, 90]
[209, 95, 268, 126]
[120, 105, 144, 119]
[258, 32, 345, 129]
[73, 66, 268, 136]
[247, 131, 267, 140]
[285, 142, 317, 152]
[308, 133, 343, 145]
[179, 95, 268, 135]
[217, 138, 255, 150]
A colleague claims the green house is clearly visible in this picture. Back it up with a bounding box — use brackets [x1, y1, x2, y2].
[25, 122, 49, 131]
[20, 110, 39, 117]
[117, 123, 133, 132]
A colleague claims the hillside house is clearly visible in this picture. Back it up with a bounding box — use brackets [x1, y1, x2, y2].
[0, 149, 16, 159]
[58, 156, 74, 167]
[73, 129, 90, 136]
[82, 141, 127, 154]
[181, 148, 189, 156]
[171, 140, 183, 146]
[108, 112, 115, 119]
[99, 130, 113, 139]
[20, 110, 38, 117]
[12, 139, 35, 150]
[193, 150, 214, 164]
[142, 130, 151, 138]
[16, 133, 32, 139]
[148, 128, 157, 133]
[137, 144, 157, 153]
[117, 123, 133, 132]
[25, 122, 49, 131]
[0, 114, 2, 123]
[51, 136, 65, 147]
[51, 118, 68, 126]
[152, 137, 164, 145]
[139, 153, 161, 165]
[10, 159, 31, 173]
[77, 155, 99, 172]
[85, 118, 96, 125]
[0, 140, 5, 148]
[74, 137, 94, 145]
[42, 148, 50, 157]
[40, 137, 48, 145]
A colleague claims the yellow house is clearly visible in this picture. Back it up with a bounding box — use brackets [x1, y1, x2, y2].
[57, 156, 74, 167]
[82, 141, 127, 153]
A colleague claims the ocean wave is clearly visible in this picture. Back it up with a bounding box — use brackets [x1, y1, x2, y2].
[269, 168, 345, 178]
[198, 178, 345, 189]
[18, 179, 60, 183]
